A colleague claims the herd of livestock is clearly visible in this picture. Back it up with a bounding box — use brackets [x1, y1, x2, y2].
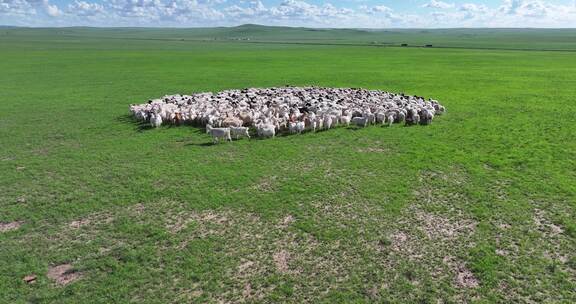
[129, 87, 446, 143]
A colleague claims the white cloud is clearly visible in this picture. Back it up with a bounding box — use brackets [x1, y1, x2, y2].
[2, 0, 576, 28]
[0, 0, 64, 18]
[492, 0, 576, 26]
[499, 0, 522, 14]
[271, 0, 352, 20]
[46, 2, 60, 16]
[224, 0, 267, 18]
[222, 0, 358, 26]
[422, 0, 454, 10]
[498, 0, 553, 18]
[68, 0, 105, 16]
[459, 3, 489, 16]
[0, 0, 36, 16]
[108, 0, 164, 18]
[371, 5, 392, 13]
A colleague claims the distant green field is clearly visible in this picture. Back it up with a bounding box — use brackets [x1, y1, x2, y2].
[0, 27, 575, 303]
[4, 24, 576, 50]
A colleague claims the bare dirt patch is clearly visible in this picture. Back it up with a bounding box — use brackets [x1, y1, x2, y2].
[0, 221, 23, 232]
[67, 211, 113, 230]
[278, 214, 294, 228]
[533, 208, 564, 236]
[242, 282, 252, 300]
[69, 218, 91, 229]
[415, 210, 477, 240]
[444, 256, 479, 288]
[165, 211, 193, 234]
[388, 230, 411, 252]
[273, 250, 290, 273]
[252, 175, 278, 192]
[357, 147, 390, 153]
[47, 264, 82, 286]
[237, 260, 255, 276]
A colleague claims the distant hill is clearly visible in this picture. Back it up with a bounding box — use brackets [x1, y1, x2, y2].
[1, 24, 576, 51]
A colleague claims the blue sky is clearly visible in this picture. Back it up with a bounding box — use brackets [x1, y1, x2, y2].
[1, 0, 576, 27]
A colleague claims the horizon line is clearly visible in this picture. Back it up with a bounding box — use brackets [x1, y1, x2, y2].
[2, 24, 576, 30]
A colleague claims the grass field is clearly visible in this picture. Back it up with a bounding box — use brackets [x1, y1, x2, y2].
[1, 26, 575, 303]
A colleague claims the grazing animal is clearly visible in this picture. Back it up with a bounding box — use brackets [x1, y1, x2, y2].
[405, 109, 420, 126]
[296, 121, 306, 134]
[222, 117, 243, 127]
[339, 115, 351, 126]
[419, 109, 434, 125]
[365, 113, 376, 125]
[323, 115, 333, 130]
[376, 112, 386, 124]
[150, 113, 162, 128]
[316, 116, 324, 130]
[288, 122, 298, 134]
[351, 117, 368, 127]
[130, 87, 445, 140]
[206, 124, 232, 143]
[306, 116, 317, 132]
[173, 112, 182, 125]
[396, 111, 406, 124]
[386, 113, 396, 127]
[257, 124, 276, 138]
[230, 126, 250, 139]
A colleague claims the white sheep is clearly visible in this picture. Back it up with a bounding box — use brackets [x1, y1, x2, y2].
[386, 112, 396, 127]
[351, 117, 368, 127]
[257, 123, 276, 138]
[339, 115, 351, 126]
[306, 116, 317, 132]
[365, 113, 376, 125]
[206, 125, 232, 143]
[230, 126, 250, 140]
[296, 121, 305, 134]
[150, 113, 162, 128]
[375, 112, 386, 124]
[323, 115, 333, 130]
[316, 116, 324, 130]
[130, 87, 445, 140]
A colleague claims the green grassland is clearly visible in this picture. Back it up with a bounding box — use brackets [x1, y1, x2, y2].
[4, 25, 576, 50]
[0, 26, 575, 303]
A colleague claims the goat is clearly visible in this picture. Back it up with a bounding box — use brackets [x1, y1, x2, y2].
[351, 116, 368, 127]
[150, 113, 162, 128]
[206, 124, 232, 143]
[257, 124, 275, 138]
[230, 126, 250, 140]
[339, 115, 351, 126]
[323, 115, 333, 130]
[130, 87, 445, 139]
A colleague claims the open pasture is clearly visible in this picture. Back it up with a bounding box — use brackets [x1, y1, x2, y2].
[0, 27, 575, 303]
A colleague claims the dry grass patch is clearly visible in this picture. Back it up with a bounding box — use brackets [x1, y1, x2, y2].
[69, 218, 91, 229]
[47, 264, 82, 286]
[374, 169, 483, 300]
[356, 147, 390, 153]
[415, 210, 477, 240]
[252, 175, 278, 192]
[278, 214, 295, 228]
[533, 208, 564, 236]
